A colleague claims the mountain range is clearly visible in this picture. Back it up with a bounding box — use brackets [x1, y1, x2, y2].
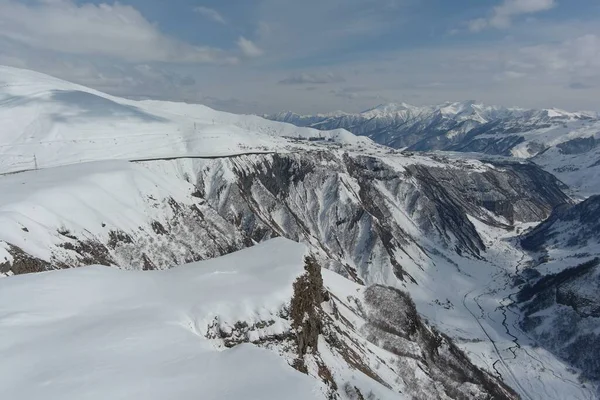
[0, 66, 599, 399]
[266, 101, 600, 197]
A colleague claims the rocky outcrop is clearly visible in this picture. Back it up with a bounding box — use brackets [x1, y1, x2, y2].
[0, 244, 52, 275]
[362, 285, 519, 400]
[195, 255, 518, 399]
[517, 258, 600, 383]
[291, 256, 325, 356]
[1, 196, 249, 276]
[557, 137, 600, 155]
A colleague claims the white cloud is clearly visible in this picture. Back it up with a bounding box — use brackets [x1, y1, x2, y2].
[494, 70, 527, 81]
[194, 6, 226, 24]
[237, 37, 264, 57]
[469, 0, 556, 31]
[279, 72, 346, 85]
[518, 34, 600, 77]
[0, 0, 233, 63]
[468, 19, 489, 33]
[329, 86, 386, 102]
[0, 0, 597, 115]
[256, 22, 272, 39]
[253, 0, 407, 64]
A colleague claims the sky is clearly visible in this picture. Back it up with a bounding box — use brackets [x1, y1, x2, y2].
[0, 0, 599, 114]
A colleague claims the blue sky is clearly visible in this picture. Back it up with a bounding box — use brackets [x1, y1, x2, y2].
[0, 0, 599, 113]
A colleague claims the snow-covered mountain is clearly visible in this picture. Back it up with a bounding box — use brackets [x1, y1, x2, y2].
[0, 66, 599, 399]
[0, 65, 373, 175]
[266, 102, 600, 196]
[266, 101, 598, 153]
[518, 195, 600, 385]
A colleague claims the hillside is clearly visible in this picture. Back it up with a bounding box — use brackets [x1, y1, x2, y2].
[517, 196, 600, 384]
[0, 66, 372, 174]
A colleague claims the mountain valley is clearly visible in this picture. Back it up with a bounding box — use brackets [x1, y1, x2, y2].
[0, 66, 599, 399]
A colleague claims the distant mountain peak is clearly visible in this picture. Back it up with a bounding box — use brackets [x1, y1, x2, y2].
[265, 100, 600, 197]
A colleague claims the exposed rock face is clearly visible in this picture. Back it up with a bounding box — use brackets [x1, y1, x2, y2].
[406, 160, 569, 227]
[518, 195, 600, 383]
[0, 244, 51, 275]
[517, 258, 600, 383]
[362, 285, 519, 400]
[291, 256, 325, 356]
[2, 152, 569, 286]
[191, 152, 568, 283]
[557, 137, 600, 155]
[1, 198, 248, 275]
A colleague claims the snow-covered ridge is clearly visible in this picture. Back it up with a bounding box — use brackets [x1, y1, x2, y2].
[0, 65, 373, 174]
[0, 152, 587, 399]
[270, 101, 598, 126]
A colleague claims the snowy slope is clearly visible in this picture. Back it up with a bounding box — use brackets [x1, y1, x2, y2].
[0, 65, 372, 174]
[0, 159, 250, 272]
[531, 138, 600, 198]
[0, 152, 586, 398]
[0, 237, 521, 400]
[0, 142, 584, 399]
[0, 238, 325, 400]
